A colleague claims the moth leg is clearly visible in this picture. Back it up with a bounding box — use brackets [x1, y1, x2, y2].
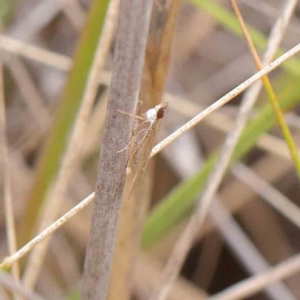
[117, 109, 144, 121]
[116, 140, 133, 153]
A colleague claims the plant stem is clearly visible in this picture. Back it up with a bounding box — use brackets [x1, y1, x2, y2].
[81, 1, 153, 300]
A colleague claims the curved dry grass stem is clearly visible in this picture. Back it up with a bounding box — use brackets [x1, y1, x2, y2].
[0, 55, 20, 300]
[2, 39, 300, 271]
[148, 1, 298, 299]
[22, 0, 120, 289]
[206, 253, 300, 300]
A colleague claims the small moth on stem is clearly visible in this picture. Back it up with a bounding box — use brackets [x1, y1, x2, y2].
[125, 102, 168, 193]
[112, 101, 168, 298]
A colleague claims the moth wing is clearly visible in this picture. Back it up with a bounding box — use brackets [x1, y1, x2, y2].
[129, 118, 152, 172]
[129, 117, 163, 192]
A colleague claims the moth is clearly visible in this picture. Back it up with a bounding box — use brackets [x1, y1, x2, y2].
[120, 102, 168, 193]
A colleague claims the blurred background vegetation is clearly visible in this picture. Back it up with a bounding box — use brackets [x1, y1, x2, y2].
[1, 0, 300, 300]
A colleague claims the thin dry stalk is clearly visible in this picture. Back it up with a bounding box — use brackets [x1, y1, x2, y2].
[22, 0, 119, 289]
[141, 0, 181, 107]
[6, 56, 50, 129]
[80, 90, 108, 159]
[0, 35, 72, 71]
[189, 53, 251, 104]
[167, 94, 298, 160]
[134, 254, 207, 300]
[148, 2, 297, 299]
[0, 56, 20, 299]
[207, 253, 300, 300]
[7, 0, 60, 40]
[81, 1, 153, 300]
[2, 40, 300, 270]
[232, 163, 300, 229]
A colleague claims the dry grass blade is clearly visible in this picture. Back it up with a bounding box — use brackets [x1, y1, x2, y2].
[81, 1, 153, 299]
[22, 0, 119, 289]
[6, 56, 50, 129]
[0, 54, 20, 300]
[134, 254, 207, 300]
[0, 35, 72, 70]
[59, 0, 86, 30]
[141, 0, 181, 107]
[148, 2, 298, 299]
[7, 0, 60, 40]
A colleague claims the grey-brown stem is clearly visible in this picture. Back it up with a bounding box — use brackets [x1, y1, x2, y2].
[81, 1, 153, 300]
